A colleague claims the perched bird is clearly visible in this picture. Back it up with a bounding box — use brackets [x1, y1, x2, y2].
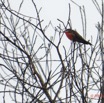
[64, 29, 92, 45]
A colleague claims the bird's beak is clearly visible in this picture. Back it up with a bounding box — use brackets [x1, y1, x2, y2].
[63, 29, 69, 33]
[63, 30, 66, 33]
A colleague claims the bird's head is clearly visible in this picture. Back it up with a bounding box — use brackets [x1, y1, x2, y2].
[63, 29, 73, 33]
[63, 29, 75, 41]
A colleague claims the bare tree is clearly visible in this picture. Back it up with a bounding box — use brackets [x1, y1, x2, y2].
[92, 0, 104, 103]
[0, 0, 103, 103]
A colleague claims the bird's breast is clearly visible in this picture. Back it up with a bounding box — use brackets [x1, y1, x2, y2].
[65, 32, 73, 41]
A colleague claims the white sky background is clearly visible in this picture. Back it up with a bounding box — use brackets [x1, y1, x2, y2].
[23, 0, 101, 47]
[9, 0, 101, 41]
[0, 0, 102, 102]
[12, 0, 101, 53]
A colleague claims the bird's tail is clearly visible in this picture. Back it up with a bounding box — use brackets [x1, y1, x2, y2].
[82, 40, 92, 45]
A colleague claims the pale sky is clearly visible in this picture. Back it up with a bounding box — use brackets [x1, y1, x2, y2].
[0, 0, 102, 102]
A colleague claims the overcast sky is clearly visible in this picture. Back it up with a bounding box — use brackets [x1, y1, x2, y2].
[9, 0, 101, 41]
[0, 0, 102, 102]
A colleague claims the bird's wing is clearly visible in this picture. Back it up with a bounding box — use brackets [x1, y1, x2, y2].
[71, 30, 85, 42]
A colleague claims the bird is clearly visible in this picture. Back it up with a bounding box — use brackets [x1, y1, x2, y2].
[64, 29, 92, 45]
